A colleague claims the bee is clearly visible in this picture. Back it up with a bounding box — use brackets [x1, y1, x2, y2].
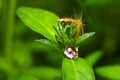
[58, 17, 84, 38]
[64, 45, 78, 60]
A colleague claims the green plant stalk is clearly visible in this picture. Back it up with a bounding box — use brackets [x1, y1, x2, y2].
[5, 0, 16, 59]
[3, 0, 16, 80]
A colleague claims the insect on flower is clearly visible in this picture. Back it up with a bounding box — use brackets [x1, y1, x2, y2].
[64, 45, 78, 60]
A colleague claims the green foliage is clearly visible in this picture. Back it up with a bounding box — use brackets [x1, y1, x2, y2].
[1, 0, 120, 80]
[75, 32, 95, 46]
[54, 23, 78, 47]
[55, 22, 95, 48]
[95, 65, 120, 79]
[0, 55, 9, 71]
[62, 57, 95, 80]
[25, 66, 61, 79]
[16, 7, 59, 42]
[18, 75, 39, 80]
[85, 50, 104, 66]
[17, 7, 96, 80]
[13, 43, 33, 68]
[35, 39, 61, 51]
[17, 7, 95, 48]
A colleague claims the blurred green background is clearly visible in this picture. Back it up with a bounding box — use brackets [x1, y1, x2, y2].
[0, 0, 120, 80]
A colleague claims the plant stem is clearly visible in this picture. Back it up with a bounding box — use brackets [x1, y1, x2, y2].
[3, 0, 16, 79]
[4, 0, 16, 62]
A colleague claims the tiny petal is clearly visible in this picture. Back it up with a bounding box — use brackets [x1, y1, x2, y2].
[64, 50, 74, 58]
[68, 48, 72, 52]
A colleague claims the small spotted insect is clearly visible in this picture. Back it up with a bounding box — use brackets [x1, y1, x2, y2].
[64, 45, 78, 60]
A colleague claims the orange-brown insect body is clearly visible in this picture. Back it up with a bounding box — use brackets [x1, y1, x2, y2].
[58, 18, 83, 38]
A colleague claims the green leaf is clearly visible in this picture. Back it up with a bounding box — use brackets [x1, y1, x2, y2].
[25, 66, 61, 79]
[75, 32, 95, 46]
[85, 50, 104, 66]
[95, 65, 120, 79]
[16, 7, 59, 42]
[62, 57, 95, 80]
[18, 75, 39, 80]
[35, 39, 61, 51]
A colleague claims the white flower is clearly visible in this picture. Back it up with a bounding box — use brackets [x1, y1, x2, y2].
[64, 47, 74, 58]
[64, 46, 78, 60]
